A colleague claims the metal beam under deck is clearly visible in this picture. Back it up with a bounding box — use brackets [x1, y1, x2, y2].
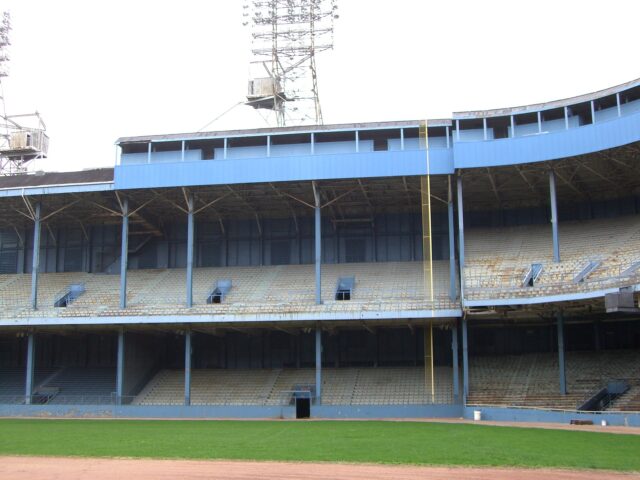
[0, 309, 464, 328]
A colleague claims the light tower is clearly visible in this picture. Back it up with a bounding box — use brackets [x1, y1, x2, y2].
[243, 0, 338, 127]
[0, 11, 48, 175]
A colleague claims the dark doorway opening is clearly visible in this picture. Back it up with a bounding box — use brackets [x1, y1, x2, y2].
[295, 397, 311, 419]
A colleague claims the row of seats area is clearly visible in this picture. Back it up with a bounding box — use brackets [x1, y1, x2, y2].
[0, 366, 115, 404]
[467, 350, 640, 410]
[464, 214, 640, 299]
[0, 261, 455, 319]
[133, 366, 454, 406]
[2, 350, 638, 411]
[1, 215, 638, 318]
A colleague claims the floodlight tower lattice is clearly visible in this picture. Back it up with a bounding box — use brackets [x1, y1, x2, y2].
[243, 0, 338, 127]
[0, 11, 48, 175]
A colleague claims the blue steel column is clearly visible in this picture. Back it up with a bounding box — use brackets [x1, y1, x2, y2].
[557, 312, 567, 395]
[186, 194, 194, 308]
[116, 328, 124, 405]
[462, 318, 469, 403]
[448, 176, 456, 301]
[452, 322, 459, 401]
[119, 199, 129, 309]
[549, 170, 560, 263]
[313, 183, 322, 305]
[456, 176, 465, 301]
[185, 328, 192, 406]
[315, 327, 322, 404]
[25, 333, 35, 405]
[30, 202, 41, 310]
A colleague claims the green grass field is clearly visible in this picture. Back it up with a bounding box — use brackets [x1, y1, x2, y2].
[0, 419, 638, 471]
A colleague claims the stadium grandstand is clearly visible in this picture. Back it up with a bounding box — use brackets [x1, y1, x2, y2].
[0, 78, 639, 424]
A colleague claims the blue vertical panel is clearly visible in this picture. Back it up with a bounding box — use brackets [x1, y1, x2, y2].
[452, 324, 459, 400]
[549, 171, 560, 263]
[314, 203, 322, 305]
[315, 328, 322, 404]
[462, 318, 469, 402]
[25, 333, 35, 405]
[185, 329, 192, 406]
[448, 177, 456, 301]
[119, 199, 129, 309]
[116, 329, 124, 405]
[456, 177, 465, 302]
[30, 203, 41, 309]
[557, 313, 567, 395]
[186, 195, 194, 308]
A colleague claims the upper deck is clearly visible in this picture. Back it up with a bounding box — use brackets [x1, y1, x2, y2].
[113, 77, 640, 189]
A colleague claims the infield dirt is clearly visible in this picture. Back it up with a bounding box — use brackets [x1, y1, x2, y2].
[1, 456, 638, 480]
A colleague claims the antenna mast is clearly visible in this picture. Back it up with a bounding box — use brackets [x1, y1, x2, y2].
[0, 11, 48, 175]
[243, 0, 338, 127]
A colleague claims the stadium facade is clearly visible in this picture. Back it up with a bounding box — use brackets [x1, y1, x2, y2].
[0, 78, 639, 424]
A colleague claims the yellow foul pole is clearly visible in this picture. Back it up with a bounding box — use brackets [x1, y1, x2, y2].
[420, 121, 435, 403]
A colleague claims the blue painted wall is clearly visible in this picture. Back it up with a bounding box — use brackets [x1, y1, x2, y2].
[454, 110, 640, 169]
[464, 406, 640, 427]
[114, 149, 454, 190]
[3, 403, 639, 425]
[115, 110, 640, 190]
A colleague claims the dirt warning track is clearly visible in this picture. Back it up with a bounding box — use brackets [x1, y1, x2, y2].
[1, 456, 638, 480]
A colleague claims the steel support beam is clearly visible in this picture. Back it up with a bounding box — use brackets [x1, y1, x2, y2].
[186, 194, 195, 308]
[313, 183, 322, 305]
[462, 317, 469, 402]
[116, 328, 124, 405]
[557, 312, 567, 395]
[549, 170, 560, 263]
[456, 176, 465, 301]
[185, 328, 192, 406]
[452, 323, 459, 401]
[25, 333, 35, 405]
[315, 327, 322, 404]
[448, 176, 456, 301]
[119, 199, 129, 309]
[30, 202, 41, 310]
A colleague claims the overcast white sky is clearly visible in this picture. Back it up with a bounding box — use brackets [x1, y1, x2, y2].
[1, 0, 639, 172]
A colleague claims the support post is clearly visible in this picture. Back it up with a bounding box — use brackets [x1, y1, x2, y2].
[313, 182, 322, 305]
[424, 321, 435, 403]
[119, 199, 129, 309]
[315, 327, 322, 404]
[186, 194, 194, 308]
[185, 328, 192, 406]
[25, 333, 35, 405]
[452, 322, 459, 401]
[549, 170, 560, 263]
[30, 202, 41, 310]
[448, 176, 456, 301]
[116, 328, 124, 405]
[456, 176, 465, 301]
[462, 317, 469, 403]
[557, 312, 567, 395]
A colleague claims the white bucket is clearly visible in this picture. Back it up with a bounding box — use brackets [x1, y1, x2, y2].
[473, 410, 482, 421]
[601, 420, 607, 427]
